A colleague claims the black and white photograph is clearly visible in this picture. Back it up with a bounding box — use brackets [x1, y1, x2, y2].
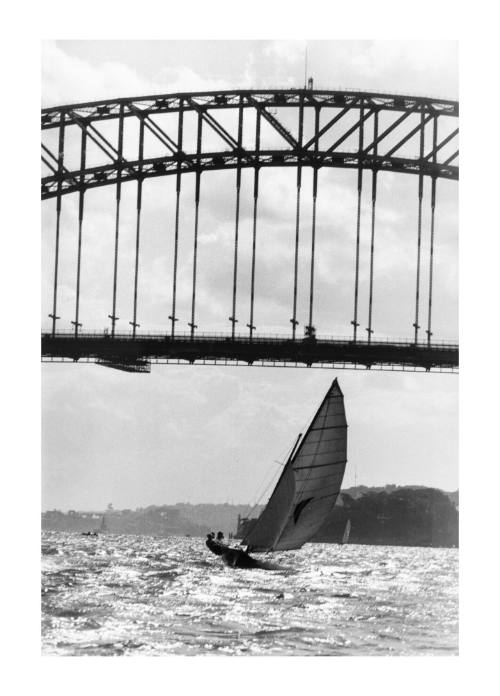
[2, 0, 499, 684]
[2, 0, 498, 684]
[39, 38, 461, 662]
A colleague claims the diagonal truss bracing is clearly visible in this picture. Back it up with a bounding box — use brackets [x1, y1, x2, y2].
[41, 89, 459, 199]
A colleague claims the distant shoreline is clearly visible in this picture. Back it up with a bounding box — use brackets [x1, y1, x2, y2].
[42, 485, 458, 548]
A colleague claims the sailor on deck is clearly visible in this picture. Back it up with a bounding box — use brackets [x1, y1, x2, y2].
[205, 531, 260, 569]
[206, 532, 226, 556]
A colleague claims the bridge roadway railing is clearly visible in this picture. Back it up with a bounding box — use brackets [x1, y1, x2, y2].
[41, 332, 458, 371]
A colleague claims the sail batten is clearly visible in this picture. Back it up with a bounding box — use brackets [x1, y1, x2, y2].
[294, 459, 346, 471]
[243, 378, 348, 553]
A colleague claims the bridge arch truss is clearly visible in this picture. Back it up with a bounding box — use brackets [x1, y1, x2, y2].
[41, 89, 459, 371]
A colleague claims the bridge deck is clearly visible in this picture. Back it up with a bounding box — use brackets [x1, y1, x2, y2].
[41, 333, 458, 372]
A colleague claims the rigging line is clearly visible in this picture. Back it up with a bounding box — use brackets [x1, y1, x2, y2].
[169, 99, 184, 338]
[72, 126, 86, 338]
[366, 110, 378, 344]
[246, 460, 283, 519]
[50, 113, 65, 336]
[110, 104, 124, 337]
[131, 117, 144, 338]
[413, 113, 425, 344]
[245, 432, 303, 520]
[352, 104, 364, 342]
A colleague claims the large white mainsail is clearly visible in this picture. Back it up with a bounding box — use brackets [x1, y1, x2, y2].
[243, 378, 347, 552]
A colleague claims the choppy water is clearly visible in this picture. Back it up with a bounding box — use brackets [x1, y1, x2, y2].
[41, 531, 458, 656]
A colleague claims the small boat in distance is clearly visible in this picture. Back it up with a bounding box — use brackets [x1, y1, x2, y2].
[207, 378, 348, 568]
[341, 518, 351, 545]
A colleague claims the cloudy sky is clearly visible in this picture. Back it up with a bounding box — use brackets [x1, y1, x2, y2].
[41, 40, 458, 511]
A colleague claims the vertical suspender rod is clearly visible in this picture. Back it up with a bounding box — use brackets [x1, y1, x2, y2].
[130, 116, 144, 338]
[229, 98, 243, 339]
[291, 96, 304, 340]
[247, 111, 261, 340]
[427, 114, 438, 346]
[351, 103, 364, 342]
[307, 105, 321, 336]
[189, 111, 203, 339]
[50, 111, 65, 336]
[109, 103, 124, 337]
[169, 99, 184, 337]
[366, 109, 378, 343]
[72, 125, 86, 337]
[413, 112, 425, 344]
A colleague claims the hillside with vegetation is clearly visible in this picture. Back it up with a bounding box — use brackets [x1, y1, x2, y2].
[314, 487, 458, 547]
[42, 486, 458, 547]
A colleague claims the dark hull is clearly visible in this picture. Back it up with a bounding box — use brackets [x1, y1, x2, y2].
[206, 539, 285, 571]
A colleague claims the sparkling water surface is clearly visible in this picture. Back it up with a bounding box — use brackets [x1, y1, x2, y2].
[42, 531, 458, 656]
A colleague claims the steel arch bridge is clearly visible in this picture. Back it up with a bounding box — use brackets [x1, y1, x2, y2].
[41, 88, 459, 373]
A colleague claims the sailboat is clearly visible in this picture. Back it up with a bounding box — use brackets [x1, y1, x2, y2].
[341, 518, 351, 545]
[99, 515, 107, 534]
[207, 378, 347, 567]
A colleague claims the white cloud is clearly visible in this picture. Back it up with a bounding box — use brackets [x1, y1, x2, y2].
[42, 41, 158, 106]
[264, 40, 307, 64]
